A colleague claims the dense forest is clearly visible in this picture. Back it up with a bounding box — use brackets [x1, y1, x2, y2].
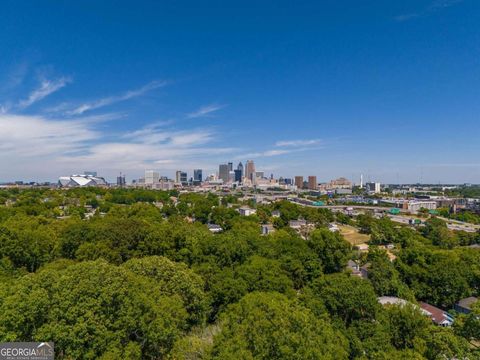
[0, 187, 479, 359]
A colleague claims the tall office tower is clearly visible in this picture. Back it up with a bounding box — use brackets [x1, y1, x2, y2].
[360, 174, 364, 188]
[116, 173, 126, 187]
[145, 170, 160, 185]
[237, 162, 244, 178]
[228, 162, 233, 171]
[193, 169, 203, 184]
[245, 160, 256, 182]
[176, 171, 188, 185]
[256, 171, 264, 179]
[228, 171, 235, 183]
[366, 182, 381, 194]
[295, 176, 304, 189]
[234, 169, 242, 182]
[308, 176, 318, 190]
[219, 164, 230, 183]
[180, 172, 188, 185]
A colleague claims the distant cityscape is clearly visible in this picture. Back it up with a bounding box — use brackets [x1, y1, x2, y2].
[0, 158, 478, 220]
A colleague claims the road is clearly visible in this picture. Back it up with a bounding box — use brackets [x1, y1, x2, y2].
[289, 200, 479, 233]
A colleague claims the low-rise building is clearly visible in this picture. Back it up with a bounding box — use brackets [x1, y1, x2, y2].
[261, 224, 275, 235]
[454, 297, 478, 314]
[419, 302, 454, 327]
[238, 206, 257, 216]
[288, 219, 307, 230]
[346, 260, 362, 277]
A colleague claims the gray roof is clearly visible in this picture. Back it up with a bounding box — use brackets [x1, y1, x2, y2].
[457, 297, 478, 310]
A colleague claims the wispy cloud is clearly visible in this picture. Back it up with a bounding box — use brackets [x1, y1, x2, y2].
[0, 113, 98, 157]
[0, 111, 233, 180]
[394, 0, 463, 22]
[65, 80, 166, 116]
[187, 104, 225, 118]
[394, 13, 420, 22]
[18, 76, 71, 109]
[275, 139, 321, 147]
[238, 149, 291, 159]
[426, 163, 480, 168]
[429, 0, 463, 10]
[1, 62, 29, 92]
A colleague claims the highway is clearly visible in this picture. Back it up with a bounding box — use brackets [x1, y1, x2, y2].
[289, 200, 479, 233]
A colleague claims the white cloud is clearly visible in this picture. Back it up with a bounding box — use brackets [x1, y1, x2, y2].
[275, 139, 321, 147]
[187, 104, 225, 118]
[395, 0, 463, 22]
[65, 80, 166, 116]
[0, 113, 98, 158]
[0, 112, 233, 181]
[235, 149, 291, 159]
[18, 76, 71, 109]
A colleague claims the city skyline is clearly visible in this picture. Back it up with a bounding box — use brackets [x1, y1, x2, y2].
[1, 1, 480, 183]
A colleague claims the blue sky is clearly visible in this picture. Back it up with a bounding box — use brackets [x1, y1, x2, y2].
[0, 0, 479, 183]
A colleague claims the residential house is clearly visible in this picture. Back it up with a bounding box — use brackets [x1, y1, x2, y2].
[419, 302, 454, 327]
[271, 210, 281, 218]
[346, 260, 361, 277]
[454, 297, 478, 314]
[238, 206, 257, 216]
[261, 224, 275, 235]
[360, 263, 371, 279]
[288, 219, 307, 230]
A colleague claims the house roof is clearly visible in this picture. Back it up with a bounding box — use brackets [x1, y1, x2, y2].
[378, 297, 430, 316]
[457, 297, 478, 310]
[419, 302, 451, 325]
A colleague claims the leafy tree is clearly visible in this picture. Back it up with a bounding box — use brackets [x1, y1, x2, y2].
[235, 256, 294, 295]
[380, 303, 430, 351]
[123, 256, 208, 326]
[0, 260, 188, 359]
[307, 228, 351, 273]
[366, 248, 413, 299]
[310, 273, 380, 325]
[424, 327, 472, 360]
[210, 292, 349, 360]
[455, 301, 480, 342]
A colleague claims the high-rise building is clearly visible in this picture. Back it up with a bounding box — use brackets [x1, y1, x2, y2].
[219, 164, 230, 183]
[116, 173, 126, 187]
[295, 176, 304, 189]
[366, 182, 381, 194]
[176, 171, 188, 185]
[237, 162, 244, 179]
[308, 176, 318, 190]
[256, 171, 264, 179]
[228, 162, 233, 171]
[234, 169, 242, 183]
[245, 160, 256, 182]
[145, 170, 160, 185]
[193, 169, 203, 184]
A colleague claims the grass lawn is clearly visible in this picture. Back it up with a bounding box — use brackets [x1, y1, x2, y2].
[338, 224, 370, 246]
